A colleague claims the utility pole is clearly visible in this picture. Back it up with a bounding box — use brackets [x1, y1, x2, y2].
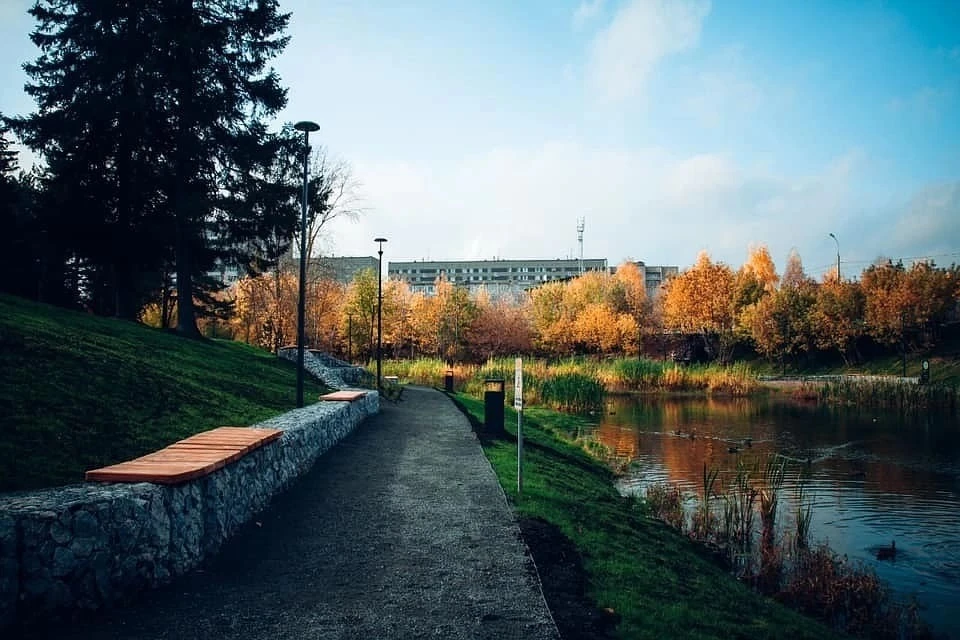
[577, 217, 585, 276]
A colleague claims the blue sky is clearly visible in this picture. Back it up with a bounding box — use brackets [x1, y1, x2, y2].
[1, 0, 958, 278]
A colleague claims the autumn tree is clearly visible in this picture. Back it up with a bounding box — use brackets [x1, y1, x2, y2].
[743, 245, 779, 294]
[232, 271, 298, 351]
[743, 282, 817, 367]
[903, 262, 959, 346]
[612, 261, 649, 353]
[433, 275, 476, 362]
[342, 268, 379, 360]
[811, 279, 865, 364]
[860, 260, 913, 347]
[381, 278, 414, 358]
[466, 289, 533, 360]
[661, 251, 736, 361]
[307, 278, 346, 353]
[529, 280, 572, 355]
[781, 249, 809, 289]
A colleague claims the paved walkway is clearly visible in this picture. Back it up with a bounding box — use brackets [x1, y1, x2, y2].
[20, 387, 559, 640]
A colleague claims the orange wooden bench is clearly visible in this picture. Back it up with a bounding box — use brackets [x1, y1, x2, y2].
[85, 426, 283, 485]
[319, 390, 367, 402]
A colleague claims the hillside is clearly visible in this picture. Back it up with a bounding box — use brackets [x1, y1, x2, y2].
[0, 294, 327, 492]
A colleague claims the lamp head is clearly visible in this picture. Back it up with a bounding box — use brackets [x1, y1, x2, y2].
[829, 232, 837, 240]
[374, 237, 387, 244]
[294, 121, 320, 133]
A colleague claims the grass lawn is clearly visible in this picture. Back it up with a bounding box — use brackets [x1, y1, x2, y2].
[747, 337, 960, 387]
[452, 393, 842, 640]
[0, 293, 327, 492]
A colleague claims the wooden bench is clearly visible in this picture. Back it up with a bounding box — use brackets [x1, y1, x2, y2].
[85, 426, 283, 485]
[318, 390, 368, 402]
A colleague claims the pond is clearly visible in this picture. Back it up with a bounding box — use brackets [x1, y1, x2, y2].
[594, 394, 960, 638]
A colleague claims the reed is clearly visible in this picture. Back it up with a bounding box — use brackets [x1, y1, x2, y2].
[379, 356, 766, 398]
[812, 378, 959, 414]
[731, 458, 758, 553]
[538, 372, 605, 412]
[645, 456, 931, 638]
[759, 455, 787, 551]
[794, 478, 814, 551]
[692, 464, 719, 541]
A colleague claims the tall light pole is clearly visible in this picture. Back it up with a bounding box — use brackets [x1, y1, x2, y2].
[829, 232, 840, 283]
[347, 312, 353, 363]
[294, 120, 319, 408]
[374, 237, 388, 390]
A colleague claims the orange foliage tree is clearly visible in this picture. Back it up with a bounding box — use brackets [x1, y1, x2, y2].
[811, 279, 865, 364]
[467, 289, 534, 360]
[661, 251, 736, 361]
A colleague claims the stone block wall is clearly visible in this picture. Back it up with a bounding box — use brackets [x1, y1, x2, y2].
[0, 391, 378, 630]
[280, 348, 368, 389]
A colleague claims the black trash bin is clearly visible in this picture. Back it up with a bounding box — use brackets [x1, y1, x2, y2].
[484, 379, 505, 435]
[444, 369, 454, 392]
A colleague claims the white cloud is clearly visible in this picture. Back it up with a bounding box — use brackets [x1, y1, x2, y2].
[873, 182, 960, 264]
[586, 0, 711, 103]
[573, 0, 604, 29]
[326, 141, 888, 278]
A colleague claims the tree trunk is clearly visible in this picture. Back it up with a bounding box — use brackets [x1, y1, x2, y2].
[172, 0, 200, 338]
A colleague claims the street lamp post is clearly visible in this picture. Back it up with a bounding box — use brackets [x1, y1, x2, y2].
[374, 237, 388, 390]
[829, 232, 841, 283]
[347, 313, 353, 363]
[294, 120, 319, 408]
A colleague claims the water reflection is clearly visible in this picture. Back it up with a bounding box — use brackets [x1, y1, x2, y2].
[596, 395, 960, 638]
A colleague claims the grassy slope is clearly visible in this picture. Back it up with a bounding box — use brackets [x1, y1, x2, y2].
[748, 338, 960, 386]
[0, 294, 326, 491]
[453, 394, 841, 640]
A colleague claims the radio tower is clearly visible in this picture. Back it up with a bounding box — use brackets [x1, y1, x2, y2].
[577, 217, 585, 275]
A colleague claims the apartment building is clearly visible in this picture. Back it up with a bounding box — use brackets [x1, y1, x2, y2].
[388, 258, 609, 295]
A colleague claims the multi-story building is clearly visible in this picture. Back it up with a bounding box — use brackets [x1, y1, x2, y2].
[310, 256, 380, 284]
[388, 258, 609, 295]
[635, 261, 679, 299]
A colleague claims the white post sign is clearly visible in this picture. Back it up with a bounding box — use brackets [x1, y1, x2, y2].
[514, 358, 523, 410]
[515, 357, 523, 494]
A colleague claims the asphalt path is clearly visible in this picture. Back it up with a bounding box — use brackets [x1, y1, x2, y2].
[20, 387, 559, 640]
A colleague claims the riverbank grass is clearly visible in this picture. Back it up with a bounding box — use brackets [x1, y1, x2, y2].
[0, 293, 327, 491]
[451, 393, 838, 640]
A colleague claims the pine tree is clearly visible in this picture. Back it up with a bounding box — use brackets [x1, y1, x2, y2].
[160, 0, 290, 337]
[12, 0, 291, 333]
[0, 116, 39, 299]
[12, 1, 173, 315]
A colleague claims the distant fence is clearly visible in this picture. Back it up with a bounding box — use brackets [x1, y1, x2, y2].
[757, 374, 920, 384]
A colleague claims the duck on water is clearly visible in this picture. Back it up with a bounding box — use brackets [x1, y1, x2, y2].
[876, 540, 897, 560]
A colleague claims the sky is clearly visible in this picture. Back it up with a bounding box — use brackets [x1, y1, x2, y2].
[1, 0, 959, 279]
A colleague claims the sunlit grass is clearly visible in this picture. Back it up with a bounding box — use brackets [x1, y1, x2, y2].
[0, 294, 327, 491]
[379, 356, 763, 402]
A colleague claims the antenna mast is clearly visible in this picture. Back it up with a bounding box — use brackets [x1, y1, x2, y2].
[577, 217, 585, 275]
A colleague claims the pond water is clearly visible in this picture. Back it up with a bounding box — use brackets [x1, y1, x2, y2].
[593, 394, 960, 638]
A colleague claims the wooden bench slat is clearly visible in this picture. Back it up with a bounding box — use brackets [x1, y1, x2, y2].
[85, 426, 283, 484]
[319, 390, 367, 402]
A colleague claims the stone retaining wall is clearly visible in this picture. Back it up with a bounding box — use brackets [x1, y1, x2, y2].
[279, 348, 368, 389]
[0, 391, 378, 630]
